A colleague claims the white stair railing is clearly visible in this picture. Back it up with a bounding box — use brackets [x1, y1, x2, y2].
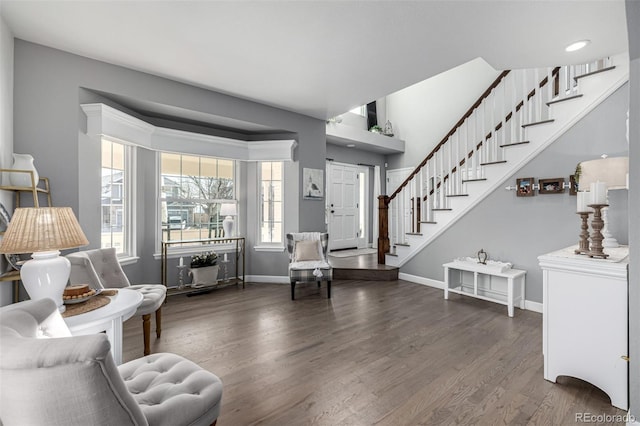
[381, 58, 614, 254]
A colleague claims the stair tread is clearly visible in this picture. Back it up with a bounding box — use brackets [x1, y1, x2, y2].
[446, 194, 469, 197]
[420, 221, 437, 224]
[432, 208, 453, 211]
[387, 253, 398, 257]
[574, 65, 616, 82]
[406, 232, 423, 236]
[480, 160, 507, 166]
[395, 243, 410, 247]
[500, 141, 530, 148]
[547, 94, 583, 106]
[462, 178, 487, 183]
[522, 119, 554, 128]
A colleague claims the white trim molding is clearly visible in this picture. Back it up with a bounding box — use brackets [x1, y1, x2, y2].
[81, 103, 297, 161]
[246, 275, 289, 284]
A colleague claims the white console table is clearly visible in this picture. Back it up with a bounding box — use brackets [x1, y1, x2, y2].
[538, 245, 629, 410]
[443, 261, 526, 317]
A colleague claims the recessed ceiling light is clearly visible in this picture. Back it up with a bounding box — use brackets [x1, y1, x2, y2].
[565, 40, 590, 52]
[346, 144, 356, 148]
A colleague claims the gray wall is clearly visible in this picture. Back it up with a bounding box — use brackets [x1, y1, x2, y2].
[402, 83, 630, 304]
[627, 0, 640, 418]
[12, 40, 326, 283]
[0, 16, 14, 306]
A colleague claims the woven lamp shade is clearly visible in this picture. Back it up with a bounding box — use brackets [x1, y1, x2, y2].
[0, 207, 89, 254]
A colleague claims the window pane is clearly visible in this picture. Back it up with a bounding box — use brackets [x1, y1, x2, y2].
[258, 161, 283, 244]
[271, 162, 282, 180]
[160, 152, 236, 243]
[101, 139, 127, 255]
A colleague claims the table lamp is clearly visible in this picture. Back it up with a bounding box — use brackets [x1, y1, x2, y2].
[220, 203, 237, 238]
[579, 156, 629, 248]
[0, 207, 89, 312]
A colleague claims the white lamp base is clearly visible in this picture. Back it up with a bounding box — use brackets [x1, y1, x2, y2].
[223, 215, 235, 238]
[20, 250, 70, 313]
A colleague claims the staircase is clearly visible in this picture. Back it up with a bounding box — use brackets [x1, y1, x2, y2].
[378, 53, 629, 267]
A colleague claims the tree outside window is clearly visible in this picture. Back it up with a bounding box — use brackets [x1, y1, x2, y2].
[160, 153, 235, 242]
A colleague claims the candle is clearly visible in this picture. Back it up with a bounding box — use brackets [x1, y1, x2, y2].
[224, 253, 228, 262]
[590, 181, 607, 205]
[577, 191, 592, 212]
[179, 257, 183, 266]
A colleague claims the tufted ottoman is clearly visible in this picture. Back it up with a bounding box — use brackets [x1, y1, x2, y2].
[119, 353, 223, 426]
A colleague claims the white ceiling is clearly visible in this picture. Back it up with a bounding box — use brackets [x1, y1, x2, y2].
[0, 0, 629, 121]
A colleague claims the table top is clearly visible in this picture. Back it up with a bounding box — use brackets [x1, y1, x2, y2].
[64, 288, 143, 332]
[443, 261, 526, 278]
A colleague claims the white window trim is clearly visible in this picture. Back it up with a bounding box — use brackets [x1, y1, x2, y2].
[81, 103, 297, 161]
[102, 137, 137, 260]
[256, 161, 285, 251]
[154, 152, 241, 257]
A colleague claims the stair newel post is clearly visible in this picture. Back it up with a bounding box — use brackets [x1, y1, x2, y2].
[377, 195, 390, 264]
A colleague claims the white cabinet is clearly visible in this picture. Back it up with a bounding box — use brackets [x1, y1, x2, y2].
[443, 261, 526, 317]
[538, 245, 629, 410]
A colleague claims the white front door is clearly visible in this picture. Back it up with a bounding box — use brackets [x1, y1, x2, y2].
[327, 162, 360, 250]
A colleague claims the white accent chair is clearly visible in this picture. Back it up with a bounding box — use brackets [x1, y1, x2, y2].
[67, 248, 166, 356]
[0, 298, 223, 426]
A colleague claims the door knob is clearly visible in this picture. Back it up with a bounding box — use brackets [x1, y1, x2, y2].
[331, 210, 335, 213]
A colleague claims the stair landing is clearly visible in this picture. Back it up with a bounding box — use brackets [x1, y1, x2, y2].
[328, 252, 398, 281]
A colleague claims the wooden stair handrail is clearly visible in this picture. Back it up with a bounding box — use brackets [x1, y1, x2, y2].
[388, 70, 511, 201]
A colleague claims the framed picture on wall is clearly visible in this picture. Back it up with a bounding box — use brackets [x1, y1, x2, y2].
[539, 178, 565, 194]
[303, 168, 324, 200]
[516, 177, 535, 197]
[569, 175, 578, 195]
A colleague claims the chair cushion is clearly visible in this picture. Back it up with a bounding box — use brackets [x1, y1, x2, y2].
[289, 261, 333, 282]
[129, 285, 167, 316]
[293, 240, 323, 261]
[119, 353, 223, 426]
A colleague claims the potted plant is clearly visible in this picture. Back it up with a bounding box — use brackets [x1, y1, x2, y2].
[189, 251, 219, 287]
[369, 125, 383, 134]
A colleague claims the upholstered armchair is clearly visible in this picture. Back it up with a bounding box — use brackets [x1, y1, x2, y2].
[67, 248, 166, 356]
[286, 232, 332, 300]
[0, 298, 223, 426]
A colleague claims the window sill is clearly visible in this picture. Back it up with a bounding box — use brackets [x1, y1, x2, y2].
[153, 243, 237, 260]
[118, 255, 140, 266]
[253, 245, 285, 252]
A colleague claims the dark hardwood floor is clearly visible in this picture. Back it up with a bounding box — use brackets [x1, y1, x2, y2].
[123, 279, 626, 425]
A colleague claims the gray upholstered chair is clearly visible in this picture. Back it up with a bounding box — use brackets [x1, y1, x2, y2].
[67, 248, 166, 356]
[0, 298, 223, 426]
[286, 232, 332, 300]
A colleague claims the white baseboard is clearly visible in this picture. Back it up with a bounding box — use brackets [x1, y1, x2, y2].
[246, 275, 288, 284]
[524, 300, 543, 313]
[399, 272, 444, 289]
[399, 272, 542, 314]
